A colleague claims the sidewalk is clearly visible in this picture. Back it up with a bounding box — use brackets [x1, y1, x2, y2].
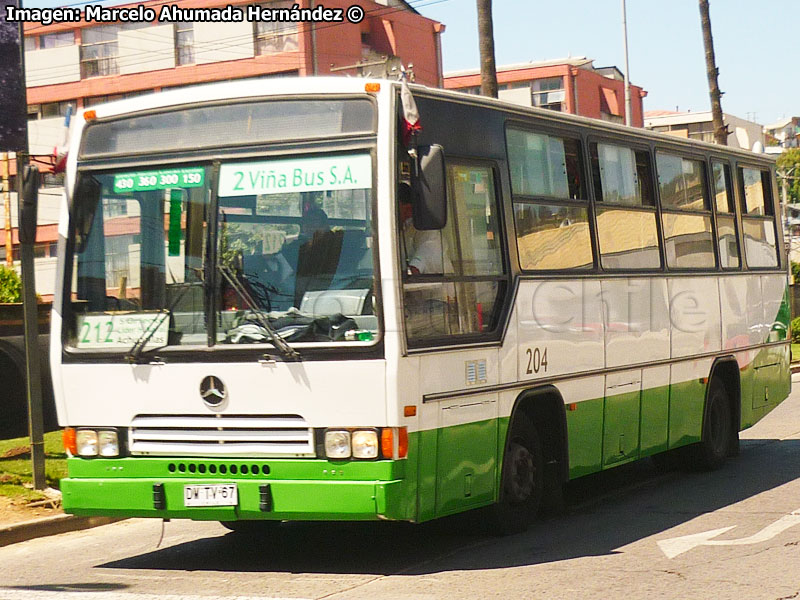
[0, 513, 119, 548]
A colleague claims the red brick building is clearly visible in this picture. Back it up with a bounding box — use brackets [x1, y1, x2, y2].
[444, 57, 647, 127]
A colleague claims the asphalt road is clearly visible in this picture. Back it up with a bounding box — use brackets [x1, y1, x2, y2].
[2, 381, 800, 600]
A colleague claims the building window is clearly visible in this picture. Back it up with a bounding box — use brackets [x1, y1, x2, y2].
[687, 121, 715, 143]
[457, 86, 481, 95]
[253, 2, 298, 55]
[23, 36, 35, 52]
[40, 31, 75, 48]
[175, 22, 194, 65]
[84, 90, 149, 107]
[28, 100, 74, 120]
[42, 172, 66, 188]
[41, 100, 73, 119]
[80, 24, 149, 79]
[532, 77, 565, 111]
[81, 25, 121, 78]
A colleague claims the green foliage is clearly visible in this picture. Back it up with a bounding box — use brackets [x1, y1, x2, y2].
[0, 265, 21, 303]
[791, 317, 800, 344]
[777, 148, 800, 205]
[792, 262, 800, 284]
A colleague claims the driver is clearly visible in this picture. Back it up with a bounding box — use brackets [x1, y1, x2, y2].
[399, 183, 452, 275]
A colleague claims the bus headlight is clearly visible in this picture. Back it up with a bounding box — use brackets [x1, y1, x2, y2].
[98, 430, 120, 457]
[324, 430, 351, 459]
[74, 428, 120, 457]
[351, 429, 379, 459]
[75, 430, 99, 457]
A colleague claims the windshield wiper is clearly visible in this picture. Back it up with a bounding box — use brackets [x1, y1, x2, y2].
[217, 264, 300, 360]
[125, 281, 196, 364]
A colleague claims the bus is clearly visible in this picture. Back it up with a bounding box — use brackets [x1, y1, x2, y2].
[50, 77, 790, 533]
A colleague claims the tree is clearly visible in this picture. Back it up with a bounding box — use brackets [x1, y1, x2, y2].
[476, 0, 498, 98]
[777, 149, 800, 205]
[0, 264, 21, 303]
[699, 0, 727, 145]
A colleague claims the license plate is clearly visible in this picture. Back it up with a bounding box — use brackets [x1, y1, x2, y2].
[183, 484, 238, 507]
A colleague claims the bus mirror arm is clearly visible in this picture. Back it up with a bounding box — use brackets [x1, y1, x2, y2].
[411, 144, 447, 231]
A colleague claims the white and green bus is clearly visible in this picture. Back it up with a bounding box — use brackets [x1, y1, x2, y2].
[52, 77, 790, 532]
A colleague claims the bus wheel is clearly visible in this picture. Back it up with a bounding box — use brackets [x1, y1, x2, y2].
[220, 520, 282, 535]
[490, 414, 543, 534]
[693, 380, 732, 470]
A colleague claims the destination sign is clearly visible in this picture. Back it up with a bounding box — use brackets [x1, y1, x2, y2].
[218, 154, 371, 197]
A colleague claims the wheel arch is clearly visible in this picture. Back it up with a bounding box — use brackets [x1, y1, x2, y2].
[506, 384, 569, 484]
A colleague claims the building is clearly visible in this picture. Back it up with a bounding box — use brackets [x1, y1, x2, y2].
[765, 117, 800, 149]
[1, 0, 444, 298]
[644, 110, 765, 151]
[443, 57, 647, 127]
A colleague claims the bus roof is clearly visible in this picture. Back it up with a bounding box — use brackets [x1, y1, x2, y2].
[77, 76, 774, 166]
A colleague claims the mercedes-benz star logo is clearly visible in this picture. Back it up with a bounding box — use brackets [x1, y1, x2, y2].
[200, 376, 227, 406]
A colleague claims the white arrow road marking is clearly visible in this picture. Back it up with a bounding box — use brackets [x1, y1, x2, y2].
[658, 509, 800, 559]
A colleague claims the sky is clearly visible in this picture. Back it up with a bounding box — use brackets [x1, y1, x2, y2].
[17, 0, 798, 127]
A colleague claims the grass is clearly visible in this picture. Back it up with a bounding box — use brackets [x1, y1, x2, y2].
[0, 431, 67, 502]
[793, 343, 800, 363]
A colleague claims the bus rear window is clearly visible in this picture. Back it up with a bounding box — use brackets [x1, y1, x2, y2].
[80, 98, 375, 158]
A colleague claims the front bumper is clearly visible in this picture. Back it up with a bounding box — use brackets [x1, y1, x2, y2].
[61, 457, 412, 522]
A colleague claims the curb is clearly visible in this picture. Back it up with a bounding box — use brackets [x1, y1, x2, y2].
[0, 514, 121, 548]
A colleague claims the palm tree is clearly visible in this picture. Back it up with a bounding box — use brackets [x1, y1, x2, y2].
[477, 0, 498, 98]
[699, 0, 727, 145]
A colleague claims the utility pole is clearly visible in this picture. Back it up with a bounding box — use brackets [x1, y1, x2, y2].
[476, 0, 498, 98]
[621, 0, 632, 126]
[2, 153, 11, 267]
[699, 0, 727, 145]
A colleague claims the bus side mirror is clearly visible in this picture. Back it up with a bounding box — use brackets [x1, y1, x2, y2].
[412, 144, 447, 230]
[73, 175, 101, 253]
[19, 165, 39, 245]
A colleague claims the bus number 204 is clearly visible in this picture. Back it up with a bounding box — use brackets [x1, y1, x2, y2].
[525, 347, 548, 375]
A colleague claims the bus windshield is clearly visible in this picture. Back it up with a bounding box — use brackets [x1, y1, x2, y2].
[67, 153, 377, 353]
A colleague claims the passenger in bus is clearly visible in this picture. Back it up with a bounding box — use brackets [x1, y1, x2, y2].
[399, 183, 452, 275]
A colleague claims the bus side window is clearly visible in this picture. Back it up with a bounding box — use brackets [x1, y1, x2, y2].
[506, 127, 593, 271]
[591, 142, 661, 270]
[739, 166, 779, 268]
[712, 161, 740, 269]
[656, 152, 716, 270]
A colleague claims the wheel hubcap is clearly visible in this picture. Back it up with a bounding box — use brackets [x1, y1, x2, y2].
[507, 442, 535, 503]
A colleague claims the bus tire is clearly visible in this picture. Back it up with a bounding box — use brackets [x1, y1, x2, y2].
[692, 379, 732, 471]
[489, 414, 544, 534]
